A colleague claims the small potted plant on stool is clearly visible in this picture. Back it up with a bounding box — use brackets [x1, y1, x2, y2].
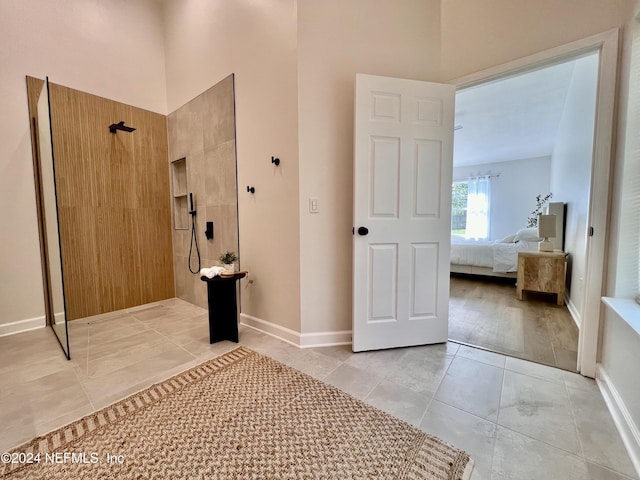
[219, 251, 238, 272]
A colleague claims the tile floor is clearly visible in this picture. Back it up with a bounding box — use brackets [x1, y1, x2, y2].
[0, 297, 637, 480]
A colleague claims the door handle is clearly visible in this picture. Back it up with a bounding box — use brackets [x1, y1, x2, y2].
[357, 226, 369, 236]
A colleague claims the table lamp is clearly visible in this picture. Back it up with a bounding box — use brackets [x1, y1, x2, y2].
[538, 214, 556, 252]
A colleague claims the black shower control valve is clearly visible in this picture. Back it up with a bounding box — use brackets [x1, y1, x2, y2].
[205, 221, 214, 240]
[189, 192, 196, 215]
[271, 156, 280, 166]
[247, 186, 255, 194]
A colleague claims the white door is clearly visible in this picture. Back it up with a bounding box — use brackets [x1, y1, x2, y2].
[352, 74, 455, 352]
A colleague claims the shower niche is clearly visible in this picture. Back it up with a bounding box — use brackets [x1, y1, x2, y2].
[171, 157, 189, 230]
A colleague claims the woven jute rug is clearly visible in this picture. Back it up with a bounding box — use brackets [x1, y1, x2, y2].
[1, 347, 473, 479]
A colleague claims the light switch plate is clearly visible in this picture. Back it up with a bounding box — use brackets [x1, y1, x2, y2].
[309, 197, 319, 213]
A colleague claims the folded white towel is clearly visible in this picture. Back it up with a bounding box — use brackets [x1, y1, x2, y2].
[200, 266, 226, 279]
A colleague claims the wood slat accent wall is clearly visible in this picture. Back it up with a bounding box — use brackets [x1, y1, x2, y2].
[48, 83, 174, 320]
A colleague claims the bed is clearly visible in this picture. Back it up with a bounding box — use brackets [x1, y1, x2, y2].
[450, 202, 565, 278]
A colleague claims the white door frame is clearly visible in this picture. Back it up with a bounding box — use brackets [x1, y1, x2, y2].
[449, 29, 619, 378]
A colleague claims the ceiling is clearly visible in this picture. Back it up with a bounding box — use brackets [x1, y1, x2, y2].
[453, 56, 590, 167]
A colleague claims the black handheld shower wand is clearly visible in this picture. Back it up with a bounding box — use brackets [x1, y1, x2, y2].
[188, 193, 200, 274]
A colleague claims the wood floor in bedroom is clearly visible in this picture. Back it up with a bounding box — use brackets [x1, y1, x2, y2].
[448, 273, 579, 371]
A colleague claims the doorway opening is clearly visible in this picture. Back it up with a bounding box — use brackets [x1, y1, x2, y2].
[447, 49, 602, 372]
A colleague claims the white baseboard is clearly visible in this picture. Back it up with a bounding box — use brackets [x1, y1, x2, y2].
[596, 364, 640, 477]
[239, 313, 352, 349]
[0, 316, 46, 337]
[565, 295, 582, 330]
[299, 330, 352, 348]
[240, 313, 300, 346]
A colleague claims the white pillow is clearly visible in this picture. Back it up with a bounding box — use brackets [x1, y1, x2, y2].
[499, 234, 517, 243]
[515, 227, 542, 242]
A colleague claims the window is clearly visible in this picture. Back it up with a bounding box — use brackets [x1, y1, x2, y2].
[615, 28, 640, 299]
[451, 176, 491, 240]
[451, 181, 468, 235]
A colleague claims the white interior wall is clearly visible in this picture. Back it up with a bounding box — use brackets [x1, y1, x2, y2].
[0, 0, 166, 332]
[549, 53, 599, 327]
[297, 0, 441, 335]
[441, 0, 626, 81]
[453, 156, 551, 241]
[162, 0, 301, 332]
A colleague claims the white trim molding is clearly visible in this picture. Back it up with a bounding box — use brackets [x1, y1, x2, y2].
[597, 364, 640, 477]
[603, 297, 640, 336]
[565, 295, 582, 331]
[240, 313, 300, 346]
[54, 312, 66, 325]
[299, 330, 352, 348]
[239, 313, 352, 349]
[0, 316, 46, 337]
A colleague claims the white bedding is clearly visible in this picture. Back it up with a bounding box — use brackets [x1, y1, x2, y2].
[450, 237, 535, 273]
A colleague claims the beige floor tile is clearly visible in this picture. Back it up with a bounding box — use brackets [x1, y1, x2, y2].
[310, 344, 354, 362]
[0, 380, 92, 451]
[323, 363, 381, 399]
[344, 347, 407, 377]
[420, 401, 496, 480]
[169, 324, 210, 346]
[286, 349, 343, 380]
[386, 348, 453, 395]
[87, 318, 149, 346]
[179, 338, 237, 360]
[85, 329, 165, 362]
[365, 379, 430, 426]
[492, 426, 588, 480]
[0, 354, 72, 391]
[0, 328, 60, 363]
[563, 370, 599, 393]
[81, 345, 195, 407]
[434, 356, 503, 422]
[505, 355, 565, 385]
[1, 369, 80, 404]
[499, 370, 580, 454]
[586, 461, 637, 480]
[456, 344, 506, 368]
[143, 313, 209, 336]
[86, 336, 174, 378]
[568, 386, 639, 478]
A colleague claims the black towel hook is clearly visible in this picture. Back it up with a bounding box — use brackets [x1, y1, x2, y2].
[247, 186, 255, 194]
[271, 156, 280, 166]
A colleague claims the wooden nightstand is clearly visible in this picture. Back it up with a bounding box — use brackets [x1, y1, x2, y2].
[516, 251, 568, 305]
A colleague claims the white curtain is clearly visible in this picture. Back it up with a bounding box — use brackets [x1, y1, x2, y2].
[466, 176, 491, 240]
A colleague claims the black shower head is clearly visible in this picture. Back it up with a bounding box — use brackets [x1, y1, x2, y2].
[109, 121, 136, 134]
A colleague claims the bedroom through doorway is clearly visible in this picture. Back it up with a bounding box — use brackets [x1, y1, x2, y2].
[447, 50, 600, 372]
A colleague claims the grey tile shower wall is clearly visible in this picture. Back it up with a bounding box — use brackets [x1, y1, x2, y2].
[167, 75, 238, 309]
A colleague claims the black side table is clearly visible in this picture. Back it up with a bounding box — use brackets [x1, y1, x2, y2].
[200, 272, 246, 343]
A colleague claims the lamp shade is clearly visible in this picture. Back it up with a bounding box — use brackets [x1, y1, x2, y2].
[538, 214, 557, 238]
